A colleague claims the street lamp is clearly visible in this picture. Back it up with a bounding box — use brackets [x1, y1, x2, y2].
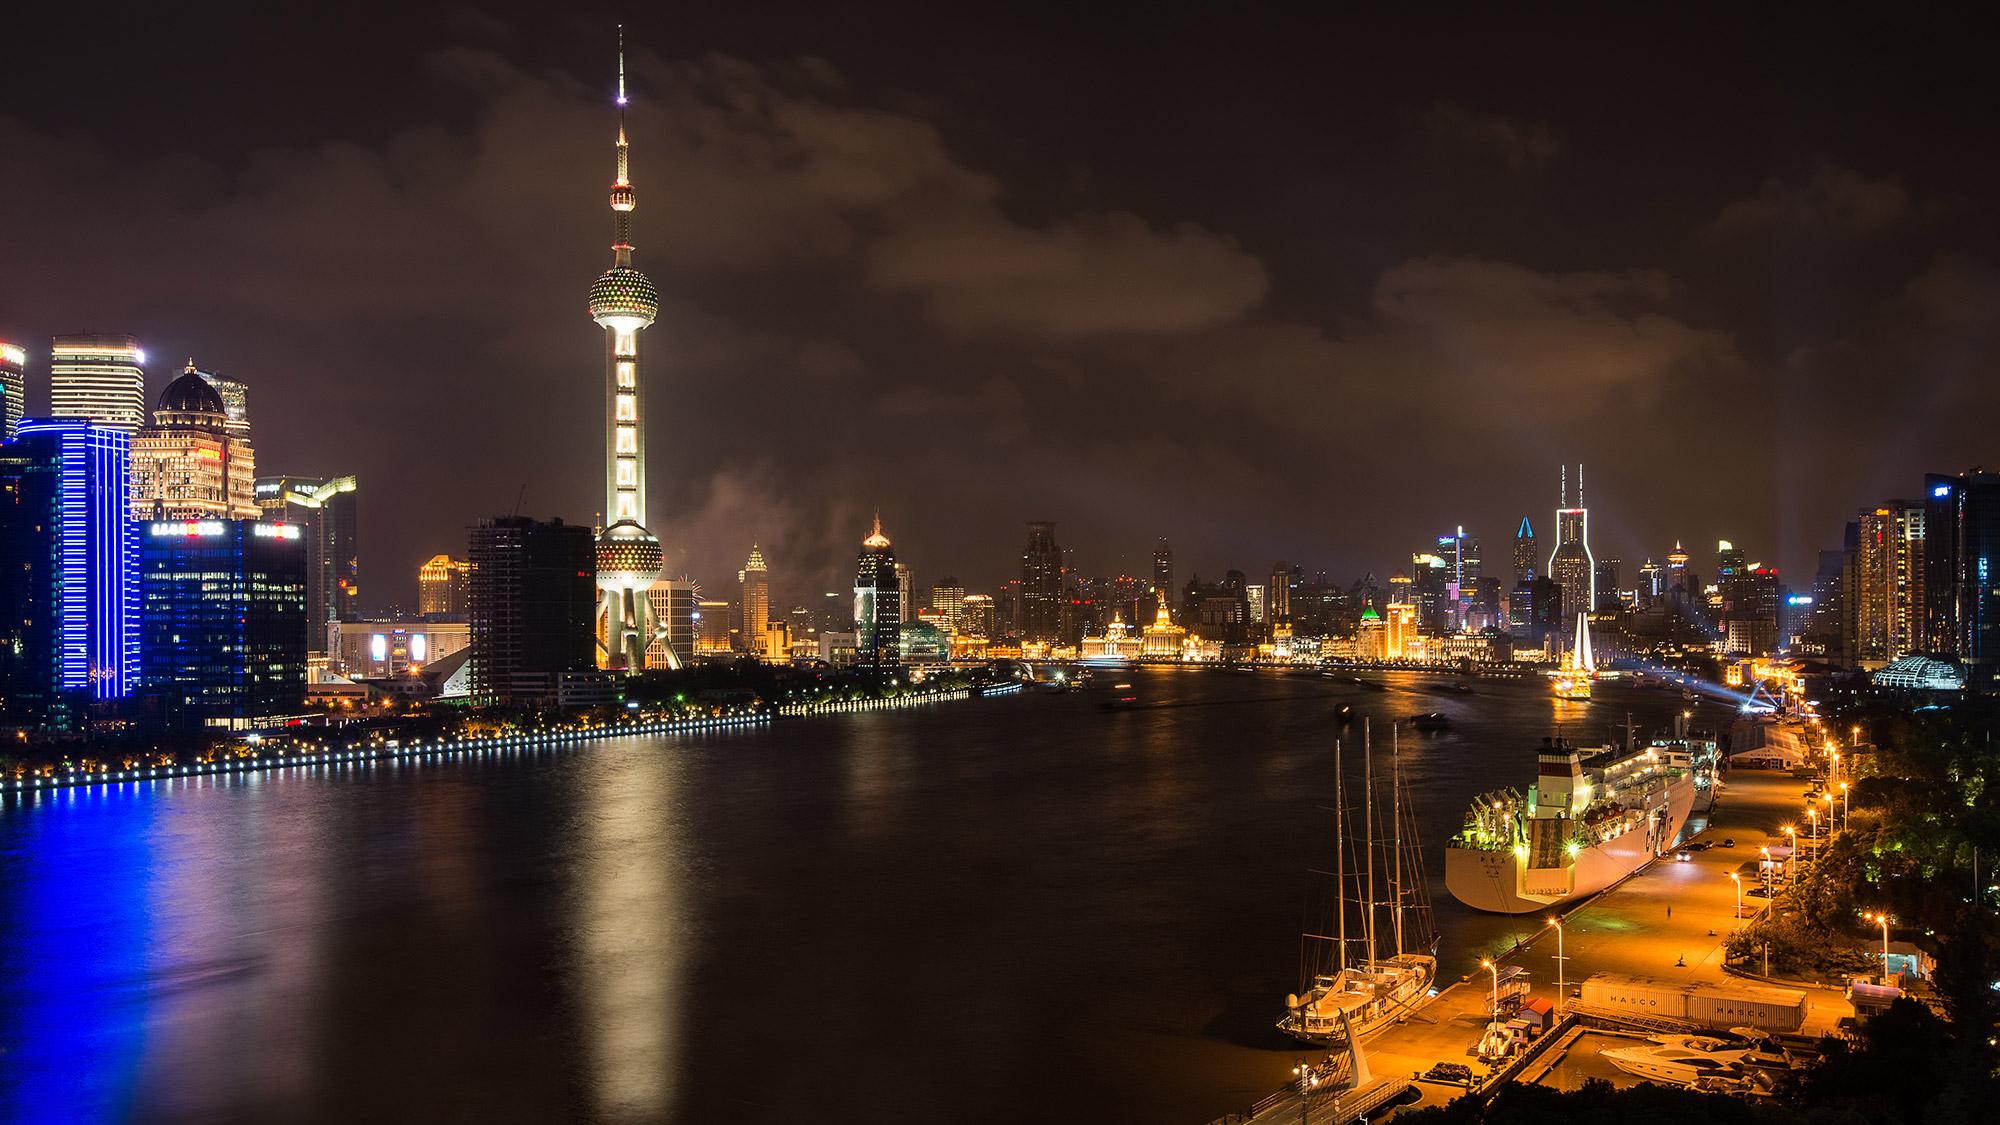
[1823, 792, 1837, 834]
[1867, 912, 1893, 982]
[1481, 957, 1501, 1018]
[1782, 824, 1797, 884]
[1840, 781, 1850, 824]
[1546, 917, 1565, 1018]
[1807, 807, 1820, 857]
[1291, 1058, 1319, 1125]
[1759, 846, 1773, 893]
[1730, 872, 1742, 923]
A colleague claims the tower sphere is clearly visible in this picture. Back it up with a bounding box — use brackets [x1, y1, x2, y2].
[589, 266, 659, 328]
[595, 519, 665, 592]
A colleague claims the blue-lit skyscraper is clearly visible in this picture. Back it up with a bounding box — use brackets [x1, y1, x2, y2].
[15, 418, 139, 701]
[140, 519, 308, 727]
[0, 434, 64, 729]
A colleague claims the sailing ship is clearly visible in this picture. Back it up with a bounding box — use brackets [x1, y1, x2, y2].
[1551, 612, 1594, 701]
[1280, 720, 1439, 1045]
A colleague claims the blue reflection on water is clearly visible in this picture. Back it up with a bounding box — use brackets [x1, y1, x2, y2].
[0, 786, 158, 1123]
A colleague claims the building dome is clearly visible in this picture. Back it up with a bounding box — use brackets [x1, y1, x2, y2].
[595, 519, 665, 591]
[157, 366, 227, 418]
[588, 267, 660, 326]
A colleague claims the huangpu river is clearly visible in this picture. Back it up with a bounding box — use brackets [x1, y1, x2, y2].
[0, 669, 1707, 1123]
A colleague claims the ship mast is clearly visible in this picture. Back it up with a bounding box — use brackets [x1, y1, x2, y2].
[1335, 736, 1346, 973]
[1363, 717, 1376, 966]
[1392, 721, 1405, 959]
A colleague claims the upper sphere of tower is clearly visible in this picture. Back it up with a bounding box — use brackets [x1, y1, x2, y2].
[588, 266, 659, 326]
[595, 519, 665, 590]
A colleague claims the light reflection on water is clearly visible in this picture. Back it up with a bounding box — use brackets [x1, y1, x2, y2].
[0, 672, 1707, 1123]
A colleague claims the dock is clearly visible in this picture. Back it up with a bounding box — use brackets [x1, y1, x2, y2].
[1226, 720, 1852, 1119]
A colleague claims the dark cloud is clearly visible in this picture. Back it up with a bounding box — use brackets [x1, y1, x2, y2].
[2, 7, 1997, 605]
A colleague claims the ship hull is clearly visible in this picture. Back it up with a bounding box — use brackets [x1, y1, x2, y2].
[1444, 772, 1697, 914]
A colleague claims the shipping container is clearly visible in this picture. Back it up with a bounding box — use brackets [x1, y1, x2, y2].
[1578, 973, 1806, 1032]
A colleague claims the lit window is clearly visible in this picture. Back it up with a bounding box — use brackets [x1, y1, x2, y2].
[615, 393, 637, 421]
[616, 361, 636, 388]
[615, 330, 636, 357]
[615, 425, 636, 453]
[616, 494, 637, 520]
[616, 458, 637, 486]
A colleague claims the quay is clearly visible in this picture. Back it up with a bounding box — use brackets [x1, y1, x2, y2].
[1229, 720, 1852, 1121]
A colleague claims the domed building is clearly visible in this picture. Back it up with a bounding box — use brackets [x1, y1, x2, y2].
[131, 359, 258, 520]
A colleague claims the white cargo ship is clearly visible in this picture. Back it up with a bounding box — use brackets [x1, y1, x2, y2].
[1444, 736, 1703, 914]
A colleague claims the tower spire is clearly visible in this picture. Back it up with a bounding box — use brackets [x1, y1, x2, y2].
[609, 24, 635, 268]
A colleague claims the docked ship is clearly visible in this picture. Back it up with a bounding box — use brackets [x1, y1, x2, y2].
[1281, 721, 1439, 1046]
[1551, 612, 1594, 701]
[1444, 733, 1699, 914]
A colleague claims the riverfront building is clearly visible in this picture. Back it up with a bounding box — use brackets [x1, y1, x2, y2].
[853, 516, 901, 666]
[140, 519, 308, 728]
[468, 516, 599, 703]
[739, 546, 770, 656]
[257, 475, 359, 654]
[131, 362, 259, 522]
[13, 418, 139, 706]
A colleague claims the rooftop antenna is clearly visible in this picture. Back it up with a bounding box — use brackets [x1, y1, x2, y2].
[1560, 464, 1567, 508]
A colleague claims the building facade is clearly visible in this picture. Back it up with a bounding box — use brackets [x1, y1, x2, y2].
[329, 619, 470, 680]
[739, 545, 769, 655]
[468, 517, 599, 704]
[257, 475, 359, 653]
[1854, 501, 1926, 666]
[1022, 521, 1062, 642]
[1547, 464, 1595, 624]
[0, 342, 24, 441]
[49, 335, 147, 434]
[417, 553, 469, 616]
[15, 419, 139, 705]
[140, 519, 307, 727]
[0, 434, 64, 728]
[853, 516, 901, 666]
[131, 362, 259, 522]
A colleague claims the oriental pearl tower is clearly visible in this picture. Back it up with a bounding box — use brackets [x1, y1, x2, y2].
[588, 27, 676, 671]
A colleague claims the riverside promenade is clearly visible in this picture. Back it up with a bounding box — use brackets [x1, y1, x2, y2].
[1233, 720, 1853, 1121]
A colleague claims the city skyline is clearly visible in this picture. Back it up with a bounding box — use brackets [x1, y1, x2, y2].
[4, 7, 1999, 603]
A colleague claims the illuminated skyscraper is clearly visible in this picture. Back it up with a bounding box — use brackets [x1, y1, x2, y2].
[1268, 561, 1294, 624]
[140, 519, 307, 727]
[1512, 517, 1536, 585]
[0, 436, 63, 728]
[853, 515, 901, 666]
[1855, 501, 1926, 666]
[0, 342, 24, 441]
[196, 369, 251, 438]
[468, 516, 599, 703]
[131, 361, 259, 521]
[587, 29, 671, 673]
[14, 418, 139, 701]
[257, 475, 358, 654]
[1547, 463, 1595, 621]
[930, 576, 965, 633]
[418, 554, 470, 616]
[50, 335, 147, 434]
[739, 545, 770, 655]
[1923, 472, 2000, 686]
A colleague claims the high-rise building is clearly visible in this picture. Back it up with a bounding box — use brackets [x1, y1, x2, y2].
[1854, 502, 1926, 666]
[418, 554, 470, 616]
[196, 370, 251, 438]
[1153, 537, 1174, 595]
[15, 419, 139, 702]
[1593, 557, 1622, 613]
[1923, 471, 2000, 687]
[961, 592, 996, 639]
[140, 519, 307, 727]
[739, 545, 770, 655]
[0, 342, 24, 441]
[1513, 517, 1537, 585]
[0, 435, 64, 728]
[930, 577, 965, 633]
[468, 516, 598, 703]
[1716, 540, 1745, 579]
[131, 361, 259, 521]
[1547, 464, 1595, 621]
[1022, 521, 1062, 642]
[896, 562, 915, 628]
[586, 33, 669, 673]
[646, 578, 697, 667]
[853, 515, 901, 665]
[49, 335, 147, 434]
[694, 599, 733, 653]
[1269, 561, 1294, 624]
[257, 475, 358, 654]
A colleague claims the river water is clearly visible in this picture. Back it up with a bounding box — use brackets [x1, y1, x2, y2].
[0, 668, 1707, 1123]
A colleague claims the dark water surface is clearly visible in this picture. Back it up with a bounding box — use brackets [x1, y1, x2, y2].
[0, 669, 1706, 1123]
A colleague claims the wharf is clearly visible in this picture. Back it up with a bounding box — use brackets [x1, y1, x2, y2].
[1231, 721, 1852, 1119]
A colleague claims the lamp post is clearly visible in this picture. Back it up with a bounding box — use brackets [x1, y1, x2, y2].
[1868, 913, 1892, 982]
[1292, 1058, 1318, 1125]
[1824, 792, 1837, 835]
[1782, 825, 1797, 885]
[1840, 782, 1850, 825]
[1760, 846, 1772, 894]
[1481, 957, 1501, 1018]
[1807, 807, 1819, 858]
[1546, 917, 1565, 1018]
[1730, 872, 1742, 923]
[1830, 748, 1840, 782]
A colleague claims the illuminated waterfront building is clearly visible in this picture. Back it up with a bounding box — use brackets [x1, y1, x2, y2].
[694, 599, 733, 653]
[196, 369, 251, 438]
[929, 577, 965, 633]
[1854, 501, 1926, 666]
[13, 419, 139, 705]
[961, 592, 996, 639]
[1245, 584, 1267, 625]
[257, 475, 359, 654]
[467, 516, 599, 704]
[1022, 521, 1062, 642]
[1139, 592, 1186, 660]
[899, 619, 951, 667]
[0, 342, 24, 440]
[140, 519, 307, 727]
[1385, 600, 1418, 659]
[49, 335, 147, 434]
[131, 362, 259, 521]
[739, 545, 770, 655]
[1269, 561, 1294, 624]
[1354, 607, 1386, 661]
[587, 32, 670, 672]
[418, 554, 470, 616]
[330, 619, 469, 679]
[853, 515, 901, 666]
[1547, 463, 1595, 621]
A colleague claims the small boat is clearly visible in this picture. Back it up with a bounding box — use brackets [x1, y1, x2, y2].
[1601, 1035, 1752, 1088]
[1551, 613, 1595, 702]
[1102, 684, 1141, 710]
[1410, 712, 1450, 732]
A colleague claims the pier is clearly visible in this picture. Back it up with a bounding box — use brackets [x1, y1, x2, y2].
[1229, 720, 1852, 1120]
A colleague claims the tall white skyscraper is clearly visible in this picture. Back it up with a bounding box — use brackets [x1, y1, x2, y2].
[50, 334, 147, 434]
[0, 341, 24, 440]
[586, 28, 673, 672]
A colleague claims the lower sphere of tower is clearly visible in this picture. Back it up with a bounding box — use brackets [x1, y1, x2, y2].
[596, 520, 665, 591]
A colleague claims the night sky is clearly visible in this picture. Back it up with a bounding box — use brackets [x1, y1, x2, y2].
[6, 4, 1998, 606]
